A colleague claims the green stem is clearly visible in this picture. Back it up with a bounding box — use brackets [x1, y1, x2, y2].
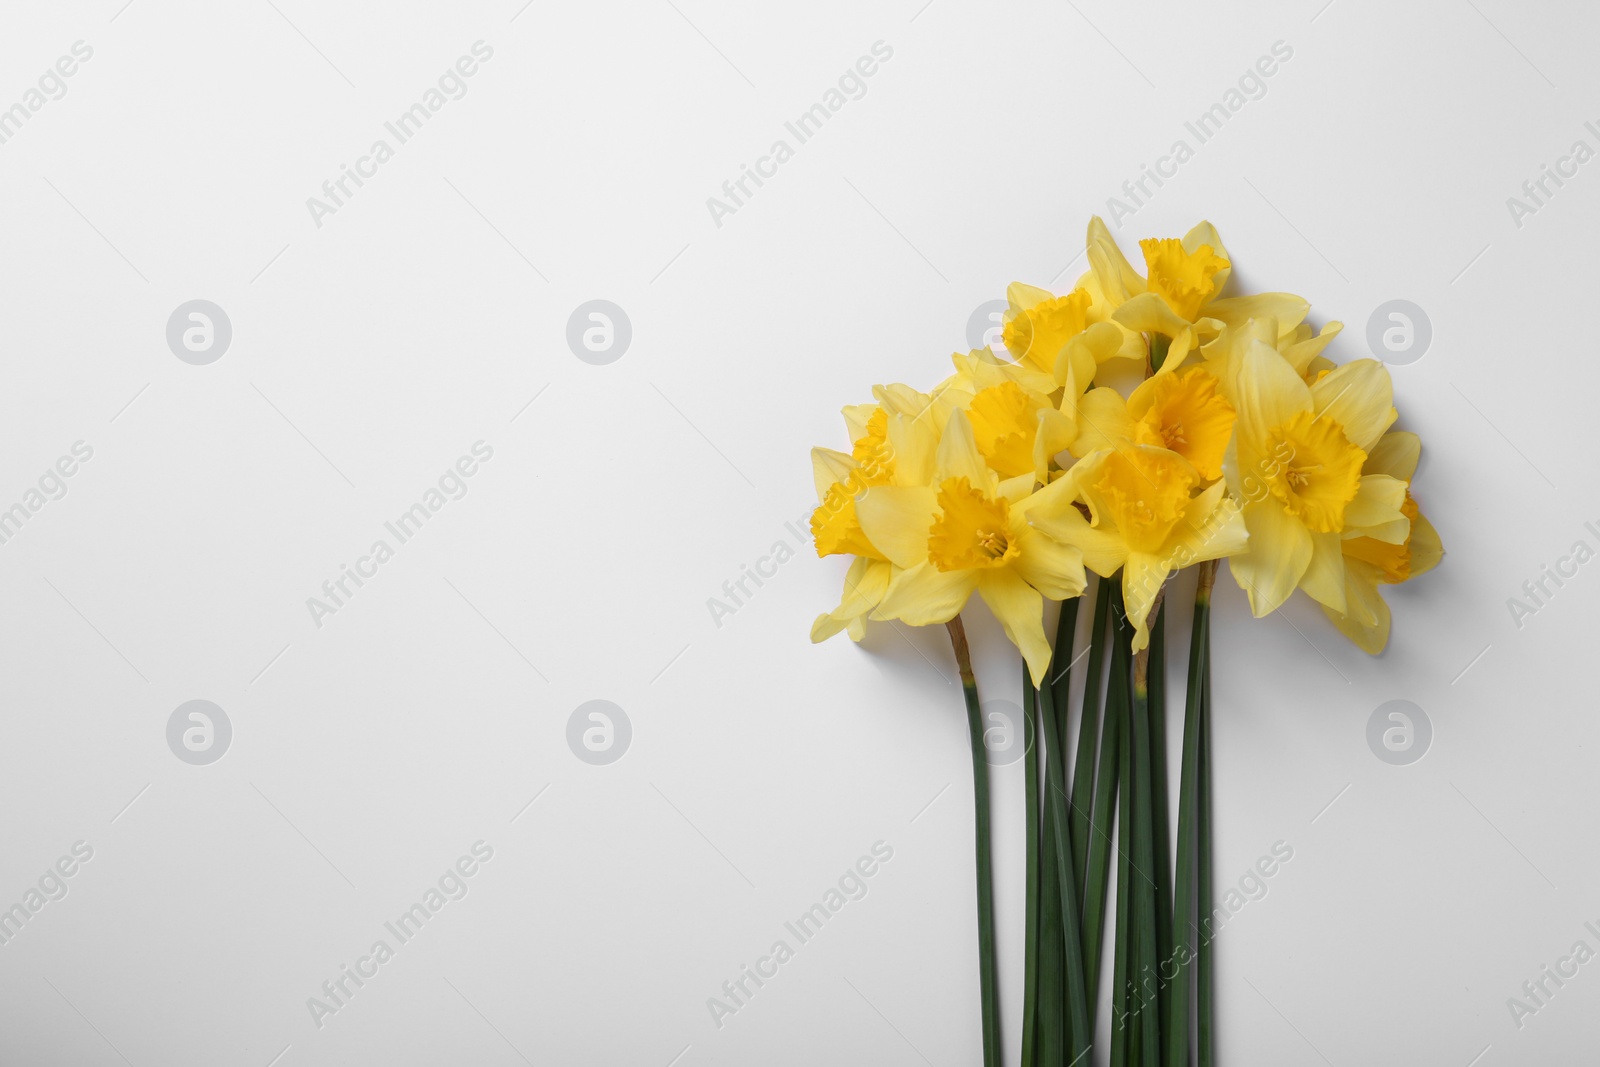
[1036, 762, 1067, 1064]
[1021, 672, 1040, 1067]
[1195, 570, 1216, 1067]
[1109, 650, 1134, 1067]
[1038, 673, 1092, 1059]
[1131, 634, 1161, 1066]
[1082, 581, 1127, 1019]
[1167, 565, 1212, 1067]
[948, 617, 1002, 1067]
[1149, 604, 1173, 1002]
[1070, 577, 1113, 893]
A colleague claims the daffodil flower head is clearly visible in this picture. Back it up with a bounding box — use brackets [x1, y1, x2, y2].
[965, 380, 1073, 486]
[1321, 431, 1444, 653]
[1140, 238, 1230, 322]
[855, 409, 1087, 685]
[1097, 222, 1310, 376]
[811, 407, 896, 560]
[808, 401, 942, 643]
[1071, 366, 1237, 482]
[1220, 337, 1405, 618]
[1028, 443, 1247, 652]
[1002, 283, 1092, 375]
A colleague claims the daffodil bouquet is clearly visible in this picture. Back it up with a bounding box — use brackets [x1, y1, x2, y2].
[809, 218, 1442, 1065]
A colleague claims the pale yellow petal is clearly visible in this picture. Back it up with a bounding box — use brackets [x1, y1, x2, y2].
[1229, 501, 1313, 617]
[875, 561, 978, 626]
[1205, 293, 1309, 334]
[1163, 482, 1249, 567]
[1310, 359, 1396, 452]
[1086, 216, 1145, 304]
[1068, 387, 1137, 457]
[1407, 510, 1444, 578]
[1323, 560, 1390, 653]
[1232, 338, 1313, 444]
[886, 410, 938, 486]
[1300, 531, 1347, 614]
[1282, 321, 1342, 378]
[935, 409, 993, 489]
[977, 569, 1052, 688]
[812, 447, 855, 501]
[855, 485, 937, 569]
[1344, 474, 1408, 537]
[1113, 291, 1193, 337]
[1010, 523, 1087, 602]
[1007, 281, 1056, 313]
[1365, 431, 1421, 482]
[1122, 553, 1172, 653]
[1022, 484, 1128, 577]
[843, 404, 877, 442]
[809, 557, 892, 642]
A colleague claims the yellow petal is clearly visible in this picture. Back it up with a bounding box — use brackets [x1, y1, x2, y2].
[1323, 559, 1390, 653]
[1300, 531, 1347, 614]
[935, 410, 994, 490]
[854, 485, 938, 569]
[1344, 474, 1408, 537]
[1232, 338, 1313, 444]
[1310, 359, 1396, 452]
[977, 568, 1051, 688]
[1113, 291, 1193, 338]
[886, 409, 939, 486]
[1010, 522, 1087, 602]
[876, 561, 978, 626]
[1364, 431, 1421, 482]
[1026, 509, 1127, 578]
[1230, 500, 1313, 617]
[843, 404, 877, 442]
[1069, 387, 1137, 458]
[811, 447, 855, 501]
[1086, 216, 1145, 305]
[1006, 281, 1056, 312]
[1122, 552, 1171, 653]
[1282, 321, 1342, 378]
[1407, 509, 1444, 578]
[1163, 481, 1249, 567]
[1205, 293, 1309, 334]
[810, 558, 892, 642]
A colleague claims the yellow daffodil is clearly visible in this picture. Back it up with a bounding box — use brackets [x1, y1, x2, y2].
[1203, 316, 1344, 391]
[1004, 271, 1147, 377]
[810, 401, 940, 641]
[1322, 431, 1444, 652]
[1218, 337, 1407, 617]
[855, 410, 1087, 684]
[1002, 283, 1093, 376]
[1028, 444, 1248, 651]
[1069, 366, 1237, 482]
[1084, 218, 1310, 375]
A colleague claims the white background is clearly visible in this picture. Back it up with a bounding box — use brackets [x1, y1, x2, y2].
[0, 0, 1595, 1064]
